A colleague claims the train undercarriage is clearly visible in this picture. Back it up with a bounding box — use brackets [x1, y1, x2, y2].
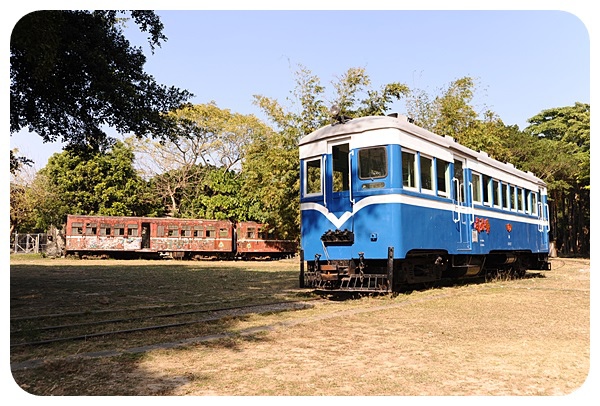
[300, 249, 551, 293]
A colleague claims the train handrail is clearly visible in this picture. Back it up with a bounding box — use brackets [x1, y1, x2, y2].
[323, 155, 327, 208]
[537, 201, 544, 232]
[468, 182, 475, 224]
[452, 177, 460, 223]
[349, 150, 355, 205]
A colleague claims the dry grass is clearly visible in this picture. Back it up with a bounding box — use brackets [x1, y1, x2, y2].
[8, 256, 591, 397]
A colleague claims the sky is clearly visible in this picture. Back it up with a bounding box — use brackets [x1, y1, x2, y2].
[5, 2, 593, 172]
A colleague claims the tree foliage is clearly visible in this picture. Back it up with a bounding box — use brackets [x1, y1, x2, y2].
[522, 103, 590, 255]
[10, 10, 193, 170]
[33, 142, 161, 229]
[248, 65, 410, 239]
[129, 102, 270, 218]
[406, 76, 510, 160]
[407, 79, 589, 256]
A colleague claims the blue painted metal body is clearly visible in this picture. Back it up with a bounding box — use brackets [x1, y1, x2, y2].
[299, 116, 550, 267]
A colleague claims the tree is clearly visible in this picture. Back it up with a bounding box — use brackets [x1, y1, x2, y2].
[408, 79, 590, 256]
[128, 102, 270, 217]
[35, 141, 162, 230]
[10, 10, 193, 171]
[405, 76, 519, 163]
[247, 65, 410, 239]
[523, 103, 590, 256]
[181, 166, 257, 221]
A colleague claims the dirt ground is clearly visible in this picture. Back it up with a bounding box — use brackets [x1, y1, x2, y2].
[8, 256, 592, 398]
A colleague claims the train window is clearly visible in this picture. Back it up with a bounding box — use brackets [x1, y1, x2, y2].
[420, 155, 433, 191]
[167, 225, 178, 237]
[505, 185, 513, 210]
[246, 227, 256, 239]
[503, 185, 511, 210]
[157, 225, 165, 237]
[219, 228, 228, 237]
[259, 228, 269, 239]
[206, 227, 215, 238]
[512, 186, 519, 211]
[305, 158, 322, 195]
[85, 223, 97, 235]
[193, 226, 203, 237]
[483, 175, 492, 206]
[436, 159, 450, 197]
[112, 224, 125, 236]
[127, 224, 138, 237]
[402, 151, 417, 188]
[180, 227, 191, 237]
[358, 147, 387, 179]
[332, 144, 349, 192]
[493, 180, 502, 208]
[100, 224, 111, 236]
[472, 173, 482, 204]
[71, 222, 83, 235]
[531, 192, 539, 215]
[453, 160, 464, 202]
[517, 188, 524, 212]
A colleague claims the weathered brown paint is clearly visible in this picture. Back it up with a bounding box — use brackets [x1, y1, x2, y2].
[65, 215, 296, 257]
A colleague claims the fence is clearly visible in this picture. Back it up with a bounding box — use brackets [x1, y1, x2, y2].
[12, 233, 48, 254]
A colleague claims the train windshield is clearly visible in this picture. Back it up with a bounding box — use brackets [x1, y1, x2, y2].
[358, 147, 387, 179]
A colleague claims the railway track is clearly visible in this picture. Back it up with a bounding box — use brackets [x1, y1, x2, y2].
[10, 298, 323, 348]
[10, 270, 550, 372]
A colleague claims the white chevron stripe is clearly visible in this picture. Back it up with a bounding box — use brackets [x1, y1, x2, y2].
[301, 194, 547, 229]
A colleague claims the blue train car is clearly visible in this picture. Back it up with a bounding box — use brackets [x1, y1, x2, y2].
[299, 111, 551, 292]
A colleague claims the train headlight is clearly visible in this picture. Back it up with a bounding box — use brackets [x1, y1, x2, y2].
[330, 104, 341, 117]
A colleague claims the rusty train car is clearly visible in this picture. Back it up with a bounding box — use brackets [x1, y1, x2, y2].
[65, 215, 297, 260]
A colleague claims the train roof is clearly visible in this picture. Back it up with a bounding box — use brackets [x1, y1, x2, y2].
[299, 115, 546, 187]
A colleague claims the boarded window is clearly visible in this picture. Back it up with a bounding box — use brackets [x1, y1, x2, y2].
[114, 224, 126, 236]
[180, 226, 191, 237]
[85, 223, 97, 235]
[157, 225, 165, 237]
[167, 225, 178, 237]
[100, 224, 111, 236]
[71, 222, 83, 235]
[127, 224, 138, 236]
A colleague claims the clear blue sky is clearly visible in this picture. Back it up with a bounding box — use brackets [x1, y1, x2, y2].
[6, 5, 593, 170]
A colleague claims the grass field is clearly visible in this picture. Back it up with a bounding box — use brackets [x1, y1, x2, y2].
[8, 255, 592, 397]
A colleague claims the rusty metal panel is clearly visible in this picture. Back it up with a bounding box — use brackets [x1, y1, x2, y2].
[66, 236, 142, 251]
[65, 215, 234, 253]
[236, 221, 297, 254]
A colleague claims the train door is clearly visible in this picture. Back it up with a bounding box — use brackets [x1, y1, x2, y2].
[141, 222, 151, 249]
[327, 140, 353, 230]
[452, 159, 472, 251]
